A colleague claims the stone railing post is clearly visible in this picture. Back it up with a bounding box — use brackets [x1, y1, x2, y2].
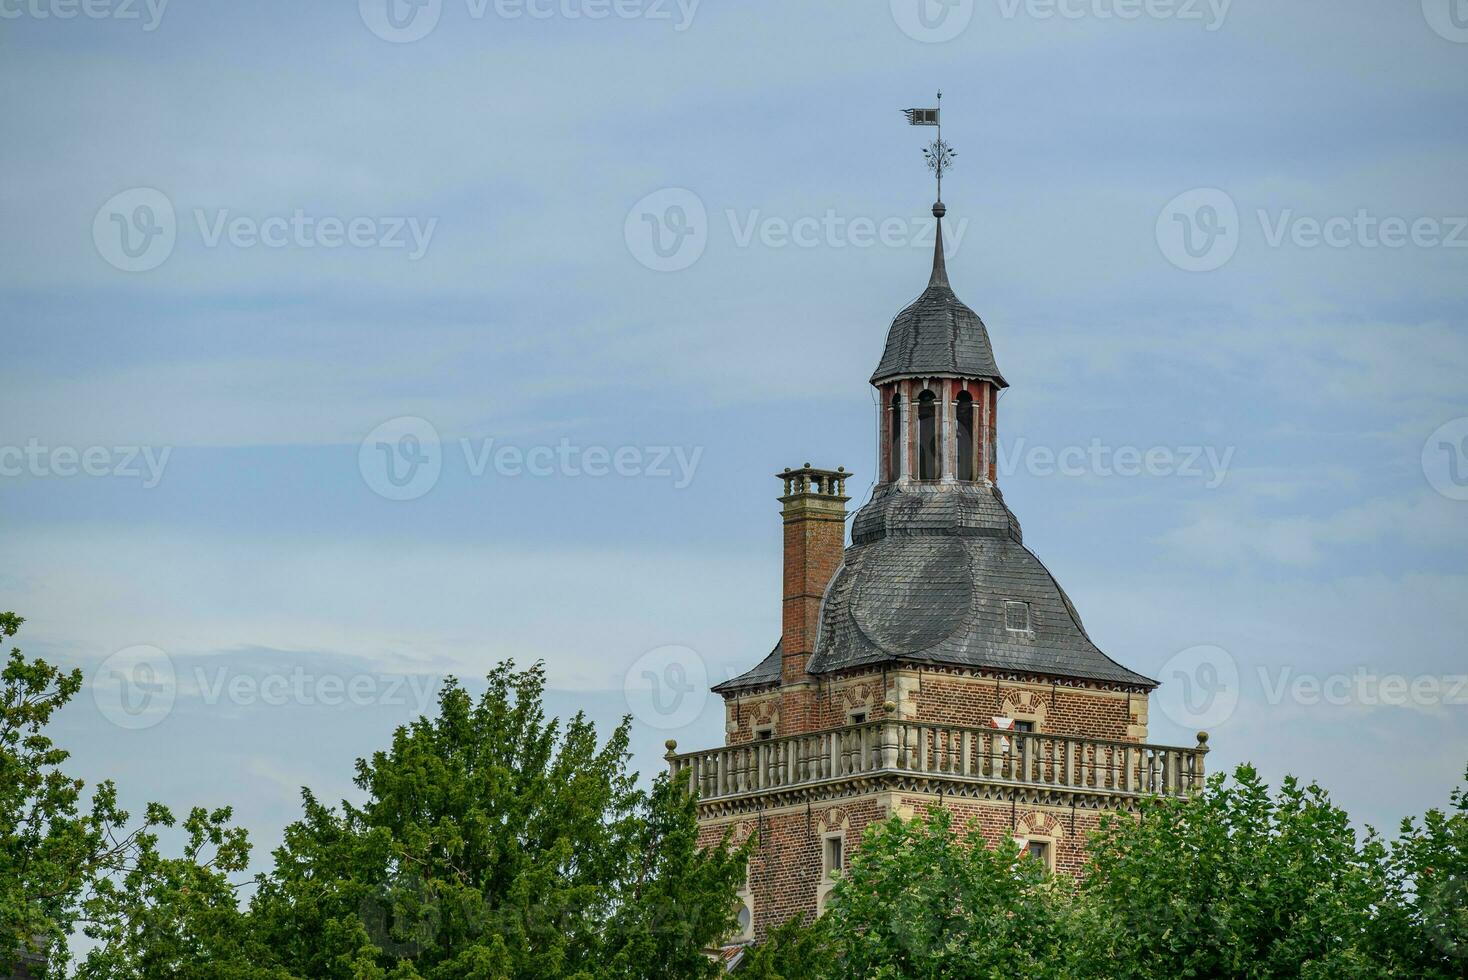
[880, 700, 900, 769]
[1193, 731, 1210, 793]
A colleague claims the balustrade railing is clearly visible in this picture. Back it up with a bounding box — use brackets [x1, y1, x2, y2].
[666, 721, 1208, 802]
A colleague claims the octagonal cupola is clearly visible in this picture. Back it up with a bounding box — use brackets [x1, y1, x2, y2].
[874, 203, 1008, 486]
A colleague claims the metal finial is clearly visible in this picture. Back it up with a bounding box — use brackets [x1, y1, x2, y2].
[902, 90, 956, 206]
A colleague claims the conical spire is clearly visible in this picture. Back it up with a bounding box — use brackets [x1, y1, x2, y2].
[870, 198, 1007, 388]
[928, 202, 949, 288]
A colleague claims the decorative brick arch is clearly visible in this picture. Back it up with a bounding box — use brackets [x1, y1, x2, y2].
[729, 820, 758, 847]
[1014, 810, 1065, 841]
[999, 688, 1048, 729]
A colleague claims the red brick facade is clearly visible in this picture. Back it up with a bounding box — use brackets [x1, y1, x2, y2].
[696, 791, 1110, 940]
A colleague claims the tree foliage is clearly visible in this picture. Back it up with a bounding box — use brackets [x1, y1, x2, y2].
[4, 607, 1465, 978]
[0, 619, 747, 978]
[755, 765, 1468, 979]
[247, 663, 747, 979]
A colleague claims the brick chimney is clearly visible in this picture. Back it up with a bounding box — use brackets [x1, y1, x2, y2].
[777, 465, 850, 730]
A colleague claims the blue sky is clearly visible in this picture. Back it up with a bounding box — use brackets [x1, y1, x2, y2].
[2, 0, 1467, 880]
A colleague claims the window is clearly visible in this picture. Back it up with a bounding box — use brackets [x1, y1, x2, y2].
[888, 393, 901, 482]
[823, 835, 844, 878]
[1013, 720, 1035, 733]
[735, 901, 752, 934]
[956, 391, 975, 481]
[848, 711, 866, 725]
[1023, 839, 1052, 870]
[917, 390, 939, 480]
[1004, 600, 1031, 633]
[733, 872, 755, 941]
[754, 727, 774, 740]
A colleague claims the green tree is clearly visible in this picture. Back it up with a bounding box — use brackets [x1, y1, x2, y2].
[247, 662, 748, 979]
[1, 613, 259, 979]
[1072, 764, 1430, 979]
[1374, 767, 1468, 977]
[813, 805, 1072, 980]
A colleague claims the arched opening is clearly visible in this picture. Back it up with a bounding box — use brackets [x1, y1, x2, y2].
[888, 393, 901, 482]
[956, 390, 975, 481]
[917, 390, 939, 480]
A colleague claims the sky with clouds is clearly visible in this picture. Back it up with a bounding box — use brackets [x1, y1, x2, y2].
[2, 0, 1467, 884]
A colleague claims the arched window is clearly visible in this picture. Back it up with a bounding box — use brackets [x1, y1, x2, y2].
[917, 390, 939, 480]
[888, 393, 901, 482]
[956, 391, 975, 481]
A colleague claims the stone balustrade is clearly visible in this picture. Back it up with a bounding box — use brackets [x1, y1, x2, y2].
[667, 721, 1208, 805]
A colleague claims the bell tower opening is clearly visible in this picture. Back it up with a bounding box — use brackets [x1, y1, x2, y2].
[917, 389, 939, 480]
[956, 390, 975, 481]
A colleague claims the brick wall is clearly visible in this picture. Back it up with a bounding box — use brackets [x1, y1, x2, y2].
[724, 667, 1149, 744]
[697, 789, 1113, 938]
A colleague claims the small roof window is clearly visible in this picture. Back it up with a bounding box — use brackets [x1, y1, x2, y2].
[1004, 600, 1031, 633]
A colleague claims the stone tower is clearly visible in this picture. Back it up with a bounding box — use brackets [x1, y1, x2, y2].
[667, 203, 1209, 944]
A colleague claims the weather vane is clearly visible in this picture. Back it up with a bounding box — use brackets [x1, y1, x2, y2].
[902, 90, 955, 206]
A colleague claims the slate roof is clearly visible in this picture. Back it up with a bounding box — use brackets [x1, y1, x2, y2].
[711, 641, 782, 694]
[869, 216, 1007, 388]
[714, 207, 1155, 697]
[807, 483, 1156, 688]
